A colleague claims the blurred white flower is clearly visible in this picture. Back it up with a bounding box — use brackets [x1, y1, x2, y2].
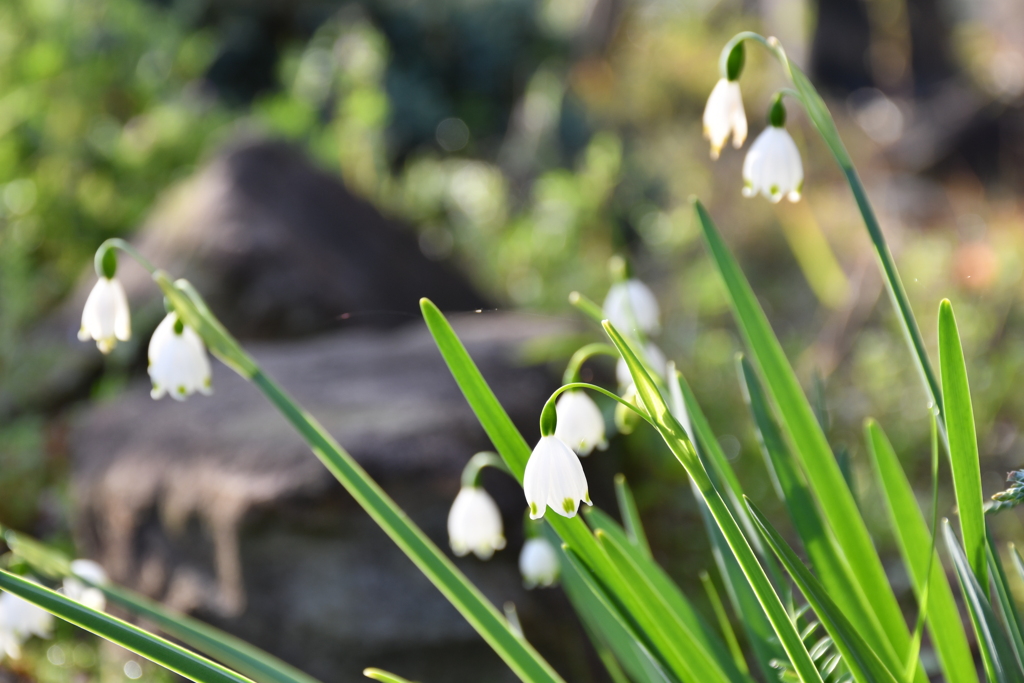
[519, 538, 560, 589]
[524, 436, 590, 519]
[447, 487, 506, 560]
[78, 277, 131, 354]
[603, 279, 660, 336]
[63, 559, 108, 612]
[148, 313, 213, 401]
[0, 583, 53, 660]
[554, 391, 607, 456]
[703, 78, 747, 160]
[742, 126, 803, 203]
[616, 342, 668, 387]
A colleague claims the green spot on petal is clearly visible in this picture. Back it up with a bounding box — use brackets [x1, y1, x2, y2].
[562, 498, 574, 513]
[529, 502, 538, 516]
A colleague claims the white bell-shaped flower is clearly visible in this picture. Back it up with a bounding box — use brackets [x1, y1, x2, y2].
[703, 78, 747, 160]
[63, 559, 108, 612]
[554, 391, 607, 456]
[519, 538, 560, 589]
[0, 582, 54, 660]
[616, 341, 668, 387]
[78, 277, 131, 354]
[447, 487, 506, 560]
[148, 313, 213, 401]
[742, 126, 804, 203]
[524, 436, 590, 519]
[603, 279, 660, 336]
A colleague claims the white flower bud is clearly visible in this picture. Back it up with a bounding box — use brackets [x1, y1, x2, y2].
[554, 391, 607, 456]
[742, 126, 804, 203]
[148, 313, 213, 401]
[519, 538, 560, 589]
[603, 279, 660, 336]
[78, 277, 131, 354]
[447, 487, 506, 560]
[524, 436, 591, 519]
[703, 78, 747, 160]
[63, 559, 108, 612]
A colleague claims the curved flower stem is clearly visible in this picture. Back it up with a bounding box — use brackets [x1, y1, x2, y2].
[720, 31, 945, 437]
[461, 451, 512, 488]
[95, 238, 157, 276]
[539, 382, 654, 436]
[562, 343, 619, 384]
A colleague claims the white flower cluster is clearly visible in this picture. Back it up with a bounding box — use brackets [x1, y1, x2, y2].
[704, 76, 804, 204]
[80, 268, 213, 401]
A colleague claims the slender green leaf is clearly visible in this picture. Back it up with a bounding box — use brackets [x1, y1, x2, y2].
[943, 521, 1024, 683]
[604, 320, 823, 683]
[987, 534, 1024, 672]
[694, 198, 916, 676]
[737, 356, 905, 677]
[559, 544, 678, 683]
[674, 371, 787, 680]
[700, 571, 749, 676]
[864, 421, 976, 683]
[363, 669, 417, 683]
[938, 299, 988, 589]
[583, 507, 741, 678]
[251, 369, 561, 683]
[614, 474, 652, 559]
[4, 530, 321, 683]
[746, 500, 902, 683]
[0, 570, 253, 683]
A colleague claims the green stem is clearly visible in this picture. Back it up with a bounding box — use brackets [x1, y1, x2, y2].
[562, 344, 619, 384]
[540, 382, 653, 434]
[568, 292, 606, 324]
[96, 238, 157, 276]
[461, 451, 511, 488]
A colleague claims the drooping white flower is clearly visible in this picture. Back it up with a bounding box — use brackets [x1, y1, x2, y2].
[554, 391, 607, 456]
[603, 279, 660, 336]
[148, 313, 213, 401]
[78, 277, 131, 354]
[616, 341, 668, 387]
[742, 126, 804, 203]
[703, 78, 747, 160]
[519, 538, 560, 589]
[0, 582, 54, 660]
[524, 436, 591, 519]
[447, 487, 506, 560]
[63, 559, 108, 612]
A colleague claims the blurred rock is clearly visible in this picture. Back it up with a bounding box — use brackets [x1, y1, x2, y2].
[70, 312, 593, 682]
[1, 139, 485, 419]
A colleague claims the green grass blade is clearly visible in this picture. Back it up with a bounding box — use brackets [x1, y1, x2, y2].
[583, 507, 742, 677]
[614, 474, 652, 559]
[745, 500, 902, 683]
[737, 356, 905, 677]
[559, 545, 678, 683]
[987, 534, 1024, 672]
[943, 520, 1024, 683]
[363, 669, 417, 683]
[251, 368, 562, 683]
[864, 421, 976, 683]
[604, 320, 823, 683]
[938, 299, 988, 589]
[0, 570, 253, 683]
[675, 372, 787, 680]
[694, 198, 915, 673]
[595, 528, 744, 683]
[4, 530, 322, 683]
[700, 571, 749, 676]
